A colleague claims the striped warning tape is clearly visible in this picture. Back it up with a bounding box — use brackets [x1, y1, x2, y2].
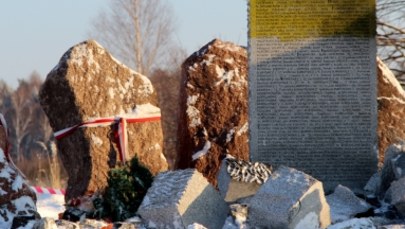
[31, 186, 65, 195]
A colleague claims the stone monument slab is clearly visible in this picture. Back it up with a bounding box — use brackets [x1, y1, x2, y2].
[249, 0, 377, 191]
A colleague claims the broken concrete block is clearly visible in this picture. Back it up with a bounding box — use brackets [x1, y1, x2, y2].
[249, 166, 331, 229]
[137, 169, 228, 229]
[217, 157, 272, 202]
[326, 185, 371, 223]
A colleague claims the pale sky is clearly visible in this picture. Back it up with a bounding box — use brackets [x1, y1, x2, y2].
[0, 0, 247, 88]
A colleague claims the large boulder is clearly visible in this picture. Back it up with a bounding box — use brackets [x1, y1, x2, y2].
[377, 57, 405, 167]
[39, 40, 168, 200]
[137, 169, 228, 229]
[0, 118, 39, 228]
[177, 39, 249, 186]
[249, 166, 331, 229]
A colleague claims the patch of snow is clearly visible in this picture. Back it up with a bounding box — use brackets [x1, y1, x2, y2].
[201, 54, 216, 66]
[124, 76, 135, 90]
[137, 74, 154, 96]
[225, 58, 235, 64]
[108, 88, 115, 99]
[91, 134, 103, 146]
[0, 148, 5, 162]
[294, 212, 319, 229]
[187, 95, 199, 105]
[0, 210, 13, 229]
[36, 193, 65, 219]
[237, 123, 249, 136]
[216, 42, 245, 53]
[226, 129, 235, 143]
[186, 94, 201, 128]
[215, 66, 247, 88]
[13, 195, 36, 212]
[0, 165, 12, 180]
[69, 43, 101, 73]
[12, 175, 23, 191]
[186, 106, 201, 128]
[187, 83, 195, 89]
[192, 141, 212, 161]
[148, 143, 161, 151]
[131, 103, 161, 117]
[0, 187, 6, 195]
[188, 223, 208, 229]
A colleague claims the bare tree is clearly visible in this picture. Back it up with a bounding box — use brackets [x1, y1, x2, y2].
[377, 0, 405, 86]
[89, 0, 179, 76]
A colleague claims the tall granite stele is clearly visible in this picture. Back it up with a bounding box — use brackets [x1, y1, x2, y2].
[249, 0, 377, 191]
[39, 40, 168, 200]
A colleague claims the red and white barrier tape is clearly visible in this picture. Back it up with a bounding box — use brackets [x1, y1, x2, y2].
[54, 115, 161, 163]
[31, 186, 65, 195]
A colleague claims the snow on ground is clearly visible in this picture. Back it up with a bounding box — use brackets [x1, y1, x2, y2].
[36, 193, 65, 219]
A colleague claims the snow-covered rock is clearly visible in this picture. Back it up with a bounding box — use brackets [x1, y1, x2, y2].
[39, 40, 168, 200]
[177, 39, 249, 186]
[0, 147, 38, 228]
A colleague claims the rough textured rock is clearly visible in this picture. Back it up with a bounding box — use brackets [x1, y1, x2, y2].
[326, 185, 371, 224]
[39, 40, 168, 200]
[177, 39, 249, 186]
[377, 57, 405, 167]
[137, 169, 228, 229]
[249, 166, 331, 229]
[387, 177, 405, 217]
[0, 149, 38, 228]
[379, 143, 405, 198]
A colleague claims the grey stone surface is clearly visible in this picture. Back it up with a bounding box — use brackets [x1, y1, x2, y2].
[249, 1, 377, 192]
[249, 166, 331, 229]
[364, 173, 381, 195]
[387, 177, 405, 217]
[137, 169, 228, 229]
[217, 159, 262, 202]
[326, 185, 371, 223]
[379, 143, 405, 198]
[327, 218, 376, 229]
